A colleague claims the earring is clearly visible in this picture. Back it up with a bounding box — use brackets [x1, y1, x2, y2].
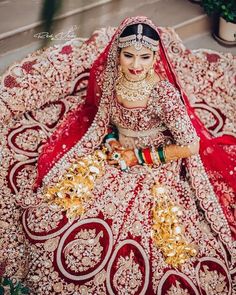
[149, 67, 155, 76]
[117, 65, 123, 80]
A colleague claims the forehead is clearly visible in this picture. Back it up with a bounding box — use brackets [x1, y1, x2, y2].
[120, 45, 153, 55]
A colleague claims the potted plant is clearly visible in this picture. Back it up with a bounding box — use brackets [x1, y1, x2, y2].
[202, 0, 236, 43]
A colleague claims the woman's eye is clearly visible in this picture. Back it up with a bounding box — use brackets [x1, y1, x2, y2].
[124, 54, 132, 58]
[142, 56, 151, 60]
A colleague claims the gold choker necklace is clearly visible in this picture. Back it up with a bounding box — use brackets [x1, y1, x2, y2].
[115, 72, 156, 102]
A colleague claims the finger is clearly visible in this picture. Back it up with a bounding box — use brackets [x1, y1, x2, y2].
[116, 146, 126, 151]
[108, 160, 118, 165]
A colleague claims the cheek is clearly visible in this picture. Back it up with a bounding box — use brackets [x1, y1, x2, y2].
[142, 58, 153, 68]
[120, 56, 131, 69]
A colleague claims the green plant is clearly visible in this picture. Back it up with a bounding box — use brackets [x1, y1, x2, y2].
[0, 277, 29, 295]
[202, 0, 236, 23]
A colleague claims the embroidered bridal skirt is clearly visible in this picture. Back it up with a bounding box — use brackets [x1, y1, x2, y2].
[0, 26, 235, 294]
[22, 160, 234, 294]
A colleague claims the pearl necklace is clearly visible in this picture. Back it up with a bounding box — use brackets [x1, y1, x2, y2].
[115, 72, 156, 102]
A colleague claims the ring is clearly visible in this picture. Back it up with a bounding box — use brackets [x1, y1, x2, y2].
[111, 151, 121, 161]
[119, 159, 129, 172]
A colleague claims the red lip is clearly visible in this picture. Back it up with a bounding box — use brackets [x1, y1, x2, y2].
[128, 69, 143, 75]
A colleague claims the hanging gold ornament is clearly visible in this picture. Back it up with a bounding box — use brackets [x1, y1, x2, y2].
[44, 148, 107, 220]
[151, 182, 198, 268]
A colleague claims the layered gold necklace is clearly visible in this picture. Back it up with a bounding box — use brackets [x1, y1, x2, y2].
[115, 71, 156, 102]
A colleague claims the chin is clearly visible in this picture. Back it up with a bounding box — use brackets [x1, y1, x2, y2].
[126, 72, 147, 81]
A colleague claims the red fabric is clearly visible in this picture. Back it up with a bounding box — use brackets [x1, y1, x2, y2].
[158, 35, 236, 238]
[35, 17, 235, 239]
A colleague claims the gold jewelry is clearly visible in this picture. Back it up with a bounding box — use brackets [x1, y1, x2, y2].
[44, 149, 107, 220]
[117, 65, 123, 80]
[111, 151, 121, 161]
[124, 73, 146, 82]
[118, 24, 159, 51]
[151, 181, 198, 267]
[115, 71, 156, 102]
[149, 67, 155, 76]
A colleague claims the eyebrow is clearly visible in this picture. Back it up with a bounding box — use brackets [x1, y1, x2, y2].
[123, 51, 152, 57]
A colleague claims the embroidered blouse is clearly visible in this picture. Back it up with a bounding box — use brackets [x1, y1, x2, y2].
[110, 80, 198, 149]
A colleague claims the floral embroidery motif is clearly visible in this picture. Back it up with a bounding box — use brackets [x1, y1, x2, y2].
[199, 265, 229, 295]
[113, 251, 143, 294]
[44, 237, 60, 252]
[64, 229, 104, 272]
[166, 281, 191, 295]
[26, 203, 64, 232]
[14, 129, 42, 151]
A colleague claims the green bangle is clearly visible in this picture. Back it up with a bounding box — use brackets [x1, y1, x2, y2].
[157, 146, 166, 164]
[104, 132, 118, 142]
[138, 148, 145, 165]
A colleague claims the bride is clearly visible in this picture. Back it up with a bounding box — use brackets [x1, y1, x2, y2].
[2, 16, 236, 294]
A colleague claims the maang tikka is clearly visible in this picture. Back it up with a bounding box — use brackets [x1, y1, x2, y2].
[118, 24, 159, 51]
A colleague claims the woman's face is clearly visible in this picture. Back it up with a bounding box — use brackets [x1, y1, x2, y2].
[119, 45, 155, 81]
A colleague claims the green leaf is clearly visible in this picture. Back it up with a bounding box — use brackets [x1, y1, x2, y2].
[0, 286, 4, 295]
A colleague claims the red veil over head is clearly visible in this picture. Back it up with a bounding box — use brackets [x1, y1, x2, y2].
[35, 16, 235, 240]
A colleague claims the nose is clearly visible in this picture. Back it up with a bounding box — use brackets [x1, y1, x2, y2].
[132, 57, 140, 69]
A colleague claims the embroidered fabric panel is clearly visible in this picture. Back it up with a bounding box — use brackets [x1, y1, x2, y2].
[22, 164, 233, 294]
[110, 95, 164, 149]
[151, 80, 198, 145]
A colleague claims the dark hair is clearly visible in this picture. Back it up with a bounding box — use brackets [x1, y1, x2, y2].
[119, 23, 160, 41]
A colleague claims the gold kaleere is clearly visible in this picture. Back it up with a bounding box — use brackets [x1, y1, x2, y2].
[151, 182, 198, 268]
[44, 149, 107, 220]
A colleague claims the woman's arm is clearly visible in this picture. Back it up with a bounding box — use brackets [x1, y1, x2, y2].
[114, 140, 199, 168]
[161, 140, 199, 162]
[155, 81, 200, 157]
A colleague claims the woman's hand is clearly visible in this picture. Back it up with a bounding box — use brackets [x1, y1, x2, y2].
[109, 140, 122, 151]
[188, 140, 200, 155]
[164, 139, 200, 162]
[120, 148, 138, 167]
[107, 146, 138, 168]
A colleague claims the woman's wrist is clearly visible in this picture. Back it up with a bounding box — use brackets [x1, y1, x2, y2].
[133, 143, 194, 166]
[134, 147, 160, 165]
[109, 140, 121, 149]
[164, 141, 200, 162]
[109, 139, 199, 169]
[104, 130, 119, 151]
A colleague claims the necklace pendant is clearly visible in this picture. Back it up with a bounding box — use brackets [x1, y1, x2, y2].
[115, 72, 156, 102]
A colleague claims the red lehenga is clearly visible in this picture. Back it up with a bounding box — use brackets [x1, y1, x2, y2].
[0, 17, 235, 295]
